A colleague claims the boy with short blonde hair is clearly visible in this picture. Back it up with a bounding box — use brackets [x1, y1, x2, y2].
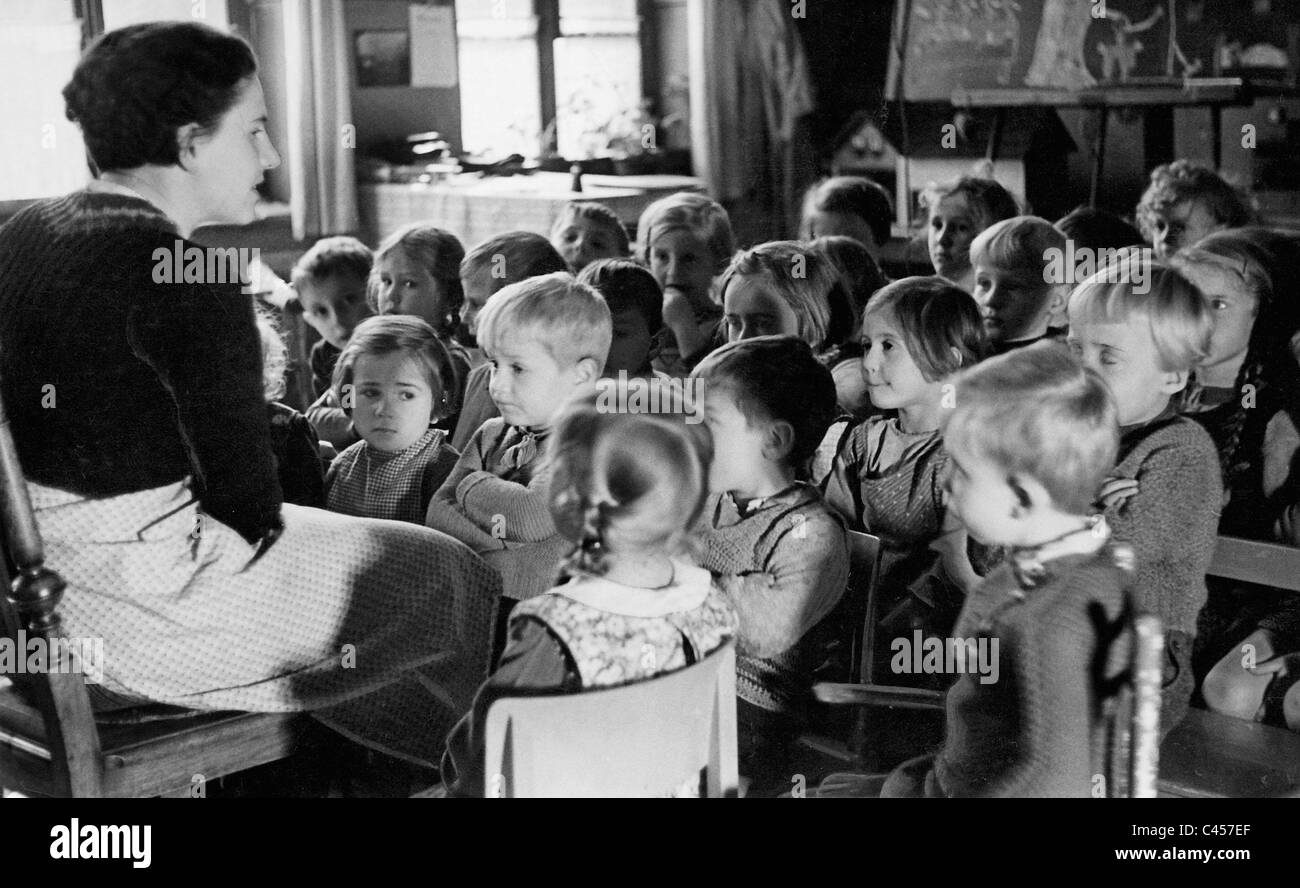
[1066, 252, 1222, 732]
[427, 272, 612, 608]
[823, 343, 1136, 797]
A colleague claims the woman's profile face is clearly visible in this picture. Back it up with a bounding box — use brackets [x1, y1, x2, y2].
[187, 76, 280, 227]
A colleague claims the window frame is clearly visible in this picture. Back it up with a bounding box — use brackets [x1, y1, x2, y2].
[457, 0, 661, 161]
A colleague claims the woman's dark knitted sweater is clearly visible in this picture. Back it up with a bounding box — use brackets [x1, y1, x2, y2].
[0, 190, 281, 543]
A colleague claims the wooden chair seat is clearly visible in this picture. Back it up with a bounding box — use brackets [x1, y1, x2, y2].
[0, 679, 302, 797]
[1158, 706, 1300, 798]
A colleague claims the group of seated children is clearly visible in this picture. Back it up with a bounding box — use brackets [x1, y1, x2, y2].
[261, 154, 1299, 796]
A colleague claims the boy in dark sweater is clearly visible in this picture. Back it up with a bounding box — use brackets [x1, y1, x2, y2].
[869, 343, 1133, 797]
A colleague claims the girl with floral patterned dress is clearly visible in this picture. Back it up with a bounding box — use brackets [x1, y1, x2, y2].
[441, 402, 737, 796]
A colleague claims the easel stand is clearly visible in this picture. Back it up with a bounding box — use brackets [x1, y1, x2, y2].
[952, 82, 1248, 207]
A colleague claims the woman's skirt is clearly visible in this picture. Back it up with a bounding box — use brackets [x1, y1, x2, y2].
[27, 479, 501, 768]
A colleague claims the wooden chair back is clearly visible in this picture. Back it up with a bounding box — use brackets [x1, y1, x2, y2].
[1094, 613, 1163, 798]
[483, 641, 738, 797]
[846, 531, 883, 683]
[0, 383, 103, 796]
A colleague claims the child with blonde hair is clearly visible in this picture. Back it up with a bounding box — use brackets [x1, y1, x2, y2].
[426, 272, 612, 610]
[440, 403, 737, 796]
[1066, 251, 1221, 731]
[451, 232, 569, 450]
[324, 316, 460, 524]
[921, 176, 1019, 293]
[637, 192, 735, 375]
[821, 343, 1135, 797]
[720, 241, 858, 413]
[550, 201, 630, 273]
[372, 224, 471, 432]
[691, 335, 848, 791]
[969, 215, 1069, 353]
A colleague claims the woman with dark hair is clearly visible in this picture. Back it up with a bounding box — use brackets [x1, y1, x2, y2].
[0, 21, 501, 780]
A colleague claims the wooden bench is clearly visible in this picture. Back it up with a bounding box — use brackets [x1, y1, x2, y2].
[1159, 707, 1300, 798]
[1155, 535, 1300, 798]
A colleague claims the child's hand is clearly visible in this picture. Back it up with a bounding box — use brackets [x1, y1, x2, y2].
[1097, 476, 1140, 511]
[661, 285, 698, 333]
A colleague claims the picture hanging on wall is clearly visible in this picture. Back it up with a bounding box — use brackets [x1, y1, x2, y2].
[355, 29, 410, 88]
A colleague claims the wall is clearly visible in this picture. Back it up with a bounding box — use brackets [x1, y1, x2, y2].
[345, 0, 462, 151]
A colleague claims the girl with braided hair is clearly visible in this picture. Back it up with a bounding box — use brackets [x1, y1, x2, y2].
[440, 403, 737, 796]
[1172, 228, 1300, 731]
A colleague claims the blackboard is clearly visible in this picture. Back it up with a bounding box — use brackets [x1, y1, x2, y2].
[887, 0, 1300, 103]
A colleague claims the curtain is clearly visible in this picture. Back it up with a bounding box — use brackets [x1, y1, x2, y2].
[687, 0, 816, 244]
[282, 0, 358, 239]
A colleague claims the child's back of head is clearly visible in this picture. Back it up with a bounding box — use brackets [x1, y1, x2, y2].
[692, 334, 839, 480]
[969, 215, 1067, 346]
[460, 231, 569, 341]
[1055, 206, 1144, 254]
[802, 176, 894, 256]
[577, 258, 663, 377]
[810, 234, 888, 320]
[550, 201, 630, 273]
[947, 342, 1119, 521]
[549, 402, 710, 576]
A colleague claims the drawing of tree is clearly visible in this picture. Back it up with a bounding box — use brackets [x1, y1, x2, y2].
[1025, 0, 1097, 89]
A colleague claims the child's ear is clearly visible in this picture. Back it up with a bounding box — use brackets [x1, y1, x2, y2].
[1045, 286, 1067, 322]
[761, 420, 797, 464]
[573, 356, 602, 385]
[1007, 473, 1054, 519]
[1159, 368, 1190, 396]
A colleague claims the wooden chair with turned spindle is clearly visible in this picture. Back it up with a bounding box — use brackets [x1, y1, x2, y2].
[0, 383, 303, 798]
